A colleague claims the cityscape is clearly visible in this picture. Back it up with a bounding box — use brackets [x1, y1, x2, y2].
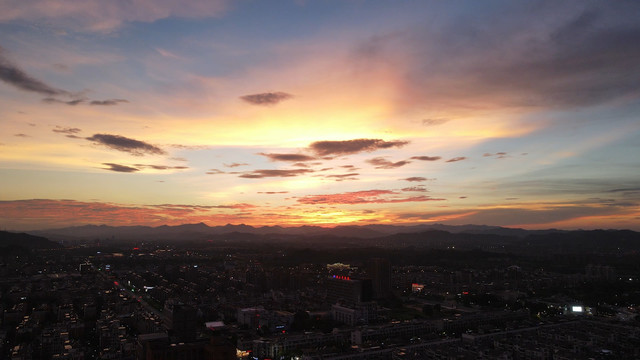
[2, 1, 640, 359]
[1, 224, 639, 359]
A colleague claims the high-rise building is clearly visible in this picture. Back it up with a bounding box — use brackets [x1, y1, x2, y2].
[367, 258, 391, 298]
[164, 303, 197, 342]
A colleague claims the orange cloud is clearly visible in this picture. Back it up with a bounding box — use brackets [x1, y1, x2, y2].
[0, 199, 258, 230]
[296, 190, 445, 205]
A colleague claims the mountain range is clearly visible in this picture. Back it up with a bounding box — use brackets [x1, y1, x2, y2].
[0, 223, 634, 254]
[28, 222, 562, 241]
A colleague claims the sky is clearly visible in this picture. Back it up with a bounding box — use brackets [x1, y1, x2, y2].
[1, 0, 640, 231]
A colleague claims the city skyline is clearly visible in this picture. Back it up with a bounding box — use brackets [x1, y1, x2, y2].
[1, 0, 640, 231]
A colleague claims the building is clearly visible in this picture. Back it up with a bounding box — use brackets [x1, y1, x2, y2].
[367, 258, 391, 298]
[331, 303, 378, 326]
[326, 277, 372, 306]
[164, 303, 198, 342]
[136, 333, 235, 360]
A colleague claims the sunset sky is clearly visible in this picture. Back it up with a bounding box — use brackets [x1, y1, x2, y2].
[1, 1, 639, 231]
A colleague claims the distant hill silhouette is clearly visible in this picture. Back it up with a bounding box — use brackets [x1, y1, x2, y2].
[0, 230, 61, 249]
[30, 222, 564, 241]
[25, 223, 640, 254]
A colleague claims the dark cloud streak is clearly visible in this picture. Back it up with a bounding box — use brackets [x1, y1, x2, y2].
[309, 138, 409, 156]
[259, 152, 317, 162]
[1, 47, 128, 106]
[42, 97, 84, 105]
[240, 92, 292, 106]
[53, 126, 82, 135]
[366, 157, 411, 169]
[90, 99, 129, 106]
[133, 164, 188, 170]
[0, 48, 69, 96]
[402, 177, 428, 182]
[102, 163, 187, 173]
[102, 163, 139, 173]
[411, 156, 441, 161]
[86, 134, 166, 156]
[239, 169, 313, 178]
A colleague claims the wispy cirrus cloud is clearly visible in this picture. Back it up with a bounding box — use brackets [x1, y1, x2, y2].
[168, 144, 210, 150]
[296, 189, 445, 205]
[607, 187, 640, 194]
[240, 91, 293, 106]
[43, 97, 129, 106]
[190, 203, 257, 211]
[309, 138, 409, 157]
[90, 99, 129, 106]
[366, 157, 411, 169]
[402, 186, 428, 192]
[224, 162, 248, 168]
[42, 97, 84, 105]
[323, 173, 359, 181]
[133, 164, 189, 171]
[396, 3, 640, 110]
[401, 177, 429, 182]
[446, 157, 467, 163]
[52, 126, 82, 135]
[483, 152, 508, 159]
[86, 134, 166, 156]
[51, 125, 82, 139]
[155, 48, 186, 60]
[0, 0, 229, 32]
[442, 205, 638, 228]
[422, 118, 450, 126]
[389, 196, 640, 229]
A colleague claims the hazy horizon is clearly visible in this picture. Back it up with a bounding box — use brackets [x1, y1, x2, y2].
[5, 221, 633, 234]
